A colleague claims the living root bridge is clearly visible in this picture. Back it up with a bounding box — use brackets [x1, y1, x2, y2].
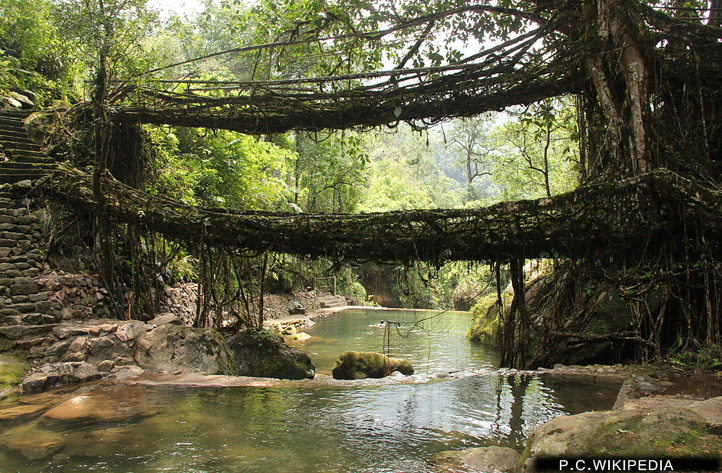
[36, 167, 722, 264]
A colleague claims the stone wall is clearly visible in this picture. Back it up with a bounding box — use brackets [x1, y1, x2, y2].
[0, 185, 60, 357]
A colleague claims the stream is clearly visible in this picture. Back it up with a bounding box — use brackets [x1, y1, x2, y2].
[0, 309, 619, 472]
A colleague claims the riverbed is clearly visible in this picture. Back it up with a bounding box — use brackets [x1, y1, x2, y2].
[0, 309, 619, 472]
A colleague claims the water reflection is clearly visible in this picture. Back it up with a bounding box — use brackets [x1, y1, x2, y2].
[0, 309, 618, 473]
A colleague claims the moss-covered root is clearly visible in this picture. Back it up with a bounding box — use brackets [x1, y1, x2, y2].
[0, 355, 29, 398]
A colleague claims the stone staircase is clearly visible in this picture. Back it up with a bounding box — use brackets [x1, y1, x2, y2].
[318, 294, 347, 309]
[0, 186, 59, 358]
[0, 109, 56, 185]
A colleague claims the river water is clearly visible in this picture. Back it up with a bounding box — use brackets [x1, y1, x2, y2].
[0, 309, 618, 472]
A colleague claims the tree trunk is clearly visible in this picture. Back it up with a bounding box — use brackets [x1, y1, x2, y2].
[585, 0, 649, 180]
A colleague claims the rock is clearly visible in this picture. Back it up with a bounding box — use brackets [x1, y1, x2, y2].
[96, 359, 115, 372]
[1, 424, 65, 461]
[8, 91, 33, 108]
[452, 280, 484, 311]
[21, 362, 101, 394]
[21, 372, 56, 393]
[433, 446, 520, 473]
[688, 396, 722, 434]
[72, 362, 102, 383]
[40, 387, 160, 427]
[0, 324, 53, 340]
[0, 403, 47, 422]
[88, 336, 114, 356]
[62, 336, 88, 362]
[517, 408, 722, 472]
[9, 283, 39, 295]
[115, 320, 151, 342]
[134, 324, 237, 375]
[63, 426, 154, 458]
[636, 381, 660, 393]
[2, 96, 23, 108]
[0, 354, 28, 397]
[331, 351, 414, 380]
[149, 313, 182, 326]
[53, 325, 89, 339]
[290, 332, 311, 341]
[227, 328, 315, 380]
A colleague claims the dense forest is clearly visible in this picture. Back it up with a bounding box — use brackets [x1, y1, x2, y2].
[1, 0, 721, 368]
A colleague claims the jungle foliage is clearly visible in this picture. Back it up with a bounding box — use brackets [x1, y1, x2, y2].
[11, 0, 722, 367]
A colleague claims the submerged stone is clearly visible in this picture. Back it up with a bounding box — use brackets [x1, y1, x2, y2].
[39, 387, 160, 427]
[331, 351, 414, 380]
[0, 424, 65, 461]
[0, 403, 47, 422]
[433, 446, 520, 473]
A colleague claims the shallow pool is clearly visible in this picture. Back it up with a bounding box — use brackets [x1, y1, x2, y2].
[0, 309, 619, 472]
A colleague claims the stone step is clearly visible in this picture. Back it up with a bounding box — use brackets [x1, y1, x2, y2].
[0, 315, 22, 326]
[1, 144, 41, 155]
[0, 324, 56, 340]
[21, 313, 57, 325]
[0, 169, 50, 185]
[0, 129, 33, 140]
[1, 139, 41, 150]
[10, 154, 53, 164]
[0, 110, 33, 119]
[0, 121, 25, 132]
[4, 154, 47, 165]
[1, 162, 56, 171]
[0, 142, 40, 154]
[318, 295, 347, 308]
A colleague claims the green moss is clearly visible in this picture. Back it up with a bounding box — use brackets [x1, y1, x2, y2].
[332, 352, 388, 379]
[588, 411, 722, 457]
[206, 329, 237, 376]
[0, 354, 29, 397]
[517, 409, 722, 472]
[467, 293, 507, 347]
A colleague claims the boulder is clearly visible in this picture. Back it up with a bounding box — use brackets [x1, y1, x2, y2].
[0, 424, 65, 461]
[134, 324, 236, 375]
[40, 387, 160, 427]
[21, 362, 102, 394]
[453, 280, 484, 311]
[433, 446, 520, 473]
[149, 313, 182, 326]
[227, 328, 315, 380]
[115, 320, 151, 342]
[517, 407, 722, 472]
[331, 351, 414, 380]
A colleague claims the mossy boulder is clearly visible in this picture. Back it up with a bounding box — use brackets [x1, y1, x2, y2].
[467, 293, 505, 347]
[134, 325, 237, 375]
[516, 408, 722, 472]
[0, 354, 29, 398]
[331, 351, 414, 379]
[226, 328, 315, 380]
